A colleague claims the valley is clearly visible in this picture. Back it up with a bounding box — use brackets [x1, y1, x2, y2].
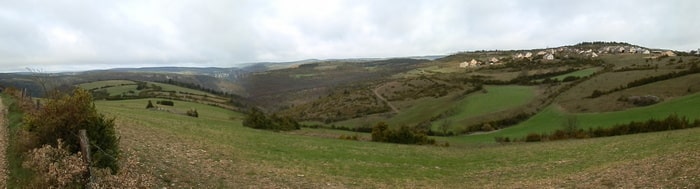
[2, 42, 700, 188]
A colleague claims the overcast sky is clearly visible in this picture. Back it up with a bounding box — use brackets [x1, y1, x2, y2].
[1, 0, 698, 72]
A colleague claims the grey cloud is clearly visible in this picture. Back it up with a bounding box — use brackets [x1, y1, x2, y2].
[0, 0, 698, 72]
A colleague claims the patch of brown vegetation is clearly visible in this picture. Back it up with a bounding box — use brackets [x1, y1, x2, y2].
[114, 118, 347, 188]
[516, 150, 700, 188]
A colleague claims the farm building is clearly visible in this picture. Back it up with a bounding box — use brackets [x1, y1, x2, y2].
[514, 53, 524, 59]
[664, 51, 677, 57]
[459, 62, 469, 68]
[544, 54, 555, 60]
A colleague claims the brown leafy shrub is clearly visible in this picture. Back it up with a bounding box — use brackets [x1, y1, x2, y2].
[186, 108, 199, 117]
[525, 133, 542, 142]
[23, 139, 87, 188]
[89, 150, 157, 188]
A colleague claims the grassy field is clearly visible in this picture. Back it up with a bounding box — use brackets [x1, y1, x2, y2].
[550, 67, 601, 81]
[77, 80, 136, 90]
[77, 80, 216, 97]
[333, 85, 536, 129]
[452, 92, 700, 143]
[434, 85, 536, 129]
[91, 98, 700, 188]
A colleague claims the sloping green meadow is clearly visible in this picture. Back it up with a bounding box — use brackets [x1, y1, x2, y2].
[92, 97, 700, 187]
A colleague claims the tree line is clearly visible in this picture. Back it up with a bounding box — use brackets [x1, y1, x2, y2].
[371, 122, 449, 146]
[242, 108, 300, 131]
[495, 114, 700, 143]
[590, 64, 700, 98]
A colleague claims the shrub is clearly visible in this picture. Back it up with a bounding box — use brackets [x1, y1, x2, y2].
[186, 109, 199, 117]
[562, 76, 580, 82]
[89, 149, 157, 188]
[481, 123, 494, 131]
[590, 90, 604, 98]
[371, 122, 436, 145]
[23, 88, 120, 172]
[146, 100, 154, 109]
[23, 139, 88, 188]
[525, 133, 541, 142]
[242, 108, 300, 131]
[157, 100, 174, 106]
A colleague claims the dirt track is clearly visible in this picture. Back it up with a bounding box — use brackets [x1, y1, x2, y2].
[372, 84, 399, 113]
[0, 98, 7, 189]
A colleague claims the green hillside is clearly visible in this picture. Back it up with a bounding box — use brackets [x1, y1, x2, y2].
[3, 43, 699, 188]
[453, 92, 700, 143]
[91, 98, 700, 188]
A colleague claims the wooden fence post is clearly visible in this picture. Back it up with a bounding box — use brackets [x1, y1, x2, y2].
[79, 129, 93, 188]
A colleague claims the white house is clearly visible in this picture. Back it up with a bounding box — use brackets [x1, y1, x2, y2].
[544, 54, 555, 60]
[489, 57, 499, 63]
[664, 51, 677, 57]
[591, 52, 599, 58]
[524, 52, 533, 58]
[459, 62, 469, 68]
[642, 49, 651, 54]
[537, 51, 547, 56]
[629, 47, 637, 53]
[618, 47, 626, 53]
[514, 53, 524, 59]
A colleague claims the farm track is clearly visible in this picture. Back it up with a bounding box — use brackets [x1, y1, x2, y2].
[373, 84, 399, 113]
[0, 99, 7, 189]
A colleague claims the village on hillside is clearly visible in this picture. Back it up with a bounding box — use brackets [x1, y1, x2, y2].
[459, 44, 683, 68]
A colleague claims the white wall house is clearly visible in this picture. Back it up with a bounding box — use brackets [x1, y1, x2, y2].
[544, 54, 554, 60]
[459, 62, 469, 68]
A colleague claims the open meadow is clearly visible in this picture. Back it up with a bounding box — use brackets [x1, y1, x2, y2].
[92, 97, 700, 188]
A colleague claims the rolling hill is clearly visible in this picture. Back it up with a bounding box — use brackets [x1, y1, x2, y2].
[2, 41, 700, 187]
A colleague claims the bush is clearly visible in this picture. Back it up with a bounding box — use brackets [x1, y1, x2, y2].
[525, 133, 541, 142]
[590, 90, 604, 98]
[186, 109, 199, 117]
[157, 100, 174, 106]
[371, 122, 436, 145]
[562, 76, 580, 82]
[23, 88, 120, 172]
[23, 139, 87, 188]
[146, 100, 154, 109]
[242, 108, 300, 131]
[89, 149, 157, 188]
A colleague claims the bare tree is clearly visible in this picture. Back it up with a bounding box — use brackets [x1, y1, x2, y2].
[26, 67, 54, 97]
[562, 114, 579, 134]
[440, 119, 452, 135]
